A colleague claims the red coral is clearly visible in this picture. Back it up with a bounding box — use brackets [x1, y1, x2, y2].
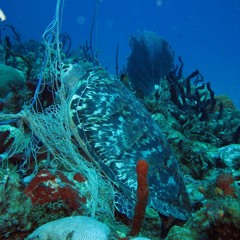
[128, 159, 149, 237]
[216, 172, 237, 198]
[24, 169, 86, 210]
[73, 173, 86, 183]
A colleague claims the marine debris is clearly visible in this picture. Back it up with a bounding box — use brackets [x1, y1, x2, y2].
[0, 1, 240, 239]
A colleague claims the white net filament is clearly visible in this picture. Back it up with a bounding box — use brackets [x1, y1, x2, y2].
[0, 0, 115, 218]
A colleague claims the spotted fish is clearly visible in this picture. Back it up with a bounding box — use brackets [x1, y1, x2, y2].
[65, 64, 191, 220]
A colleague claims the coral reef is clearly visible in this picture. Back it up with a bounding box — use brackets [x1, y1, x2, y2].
[215, 94, 236, 110]
[0, 64, 26, 98]
[0, 168, 33, 238]
[144, 62, 240, 148]
[0, 50, 35, 113]
[217, 144, 240, 170]
[0, 15, 240, 240]
[166, 197, 240, 240]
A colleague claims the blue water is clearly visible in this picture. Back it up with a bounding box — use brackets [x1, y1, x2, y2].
[1, 0, 240, 107]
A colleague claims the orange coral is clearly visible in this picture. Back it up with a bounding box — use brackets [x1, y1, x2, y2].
[216, 172, 237, 198]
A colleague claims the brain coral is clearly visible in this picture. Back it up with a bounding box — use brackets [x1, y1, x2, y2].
[26, 216, 110, 240]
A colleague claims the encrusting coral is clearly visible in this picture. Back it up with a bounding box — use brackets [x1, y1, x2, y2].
[166, 196, 240, 240]
[0, 168, 33, 238]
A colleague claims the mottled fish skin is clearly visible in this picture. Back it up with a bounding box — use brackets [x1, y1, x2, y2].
[68, 68, 191, 220]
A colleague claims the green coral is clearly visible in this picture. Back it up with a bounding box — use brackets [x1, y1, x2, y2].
[166, 197, 240, 240]
[0, 64, 26, 98]
[166, 226, 197, 240]
[0, 168, 33, 238]
[29, 200, 77, 227]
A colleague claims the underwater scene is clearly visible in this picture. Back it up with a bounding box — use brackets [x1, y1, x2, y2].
[0, 0, 240, 239]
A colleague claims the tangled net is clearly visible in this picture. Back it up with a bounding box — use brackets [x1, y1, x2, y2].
[0, 0, 115, 218]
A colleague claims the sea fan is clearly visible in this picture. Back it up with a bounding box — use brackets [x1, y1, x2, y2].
[127, 31, 174, 96]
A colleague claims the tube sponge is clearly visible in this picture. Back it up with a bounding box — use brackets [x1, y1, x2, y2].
[129, 160, 149, 237]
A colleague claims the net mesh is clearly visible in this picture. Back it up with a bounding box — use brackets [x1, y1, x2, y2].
[0, 0, 115, 218]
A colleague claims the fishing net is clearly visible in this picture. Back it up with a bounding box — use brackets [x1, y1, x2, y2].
[0, 0, 115, 218]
